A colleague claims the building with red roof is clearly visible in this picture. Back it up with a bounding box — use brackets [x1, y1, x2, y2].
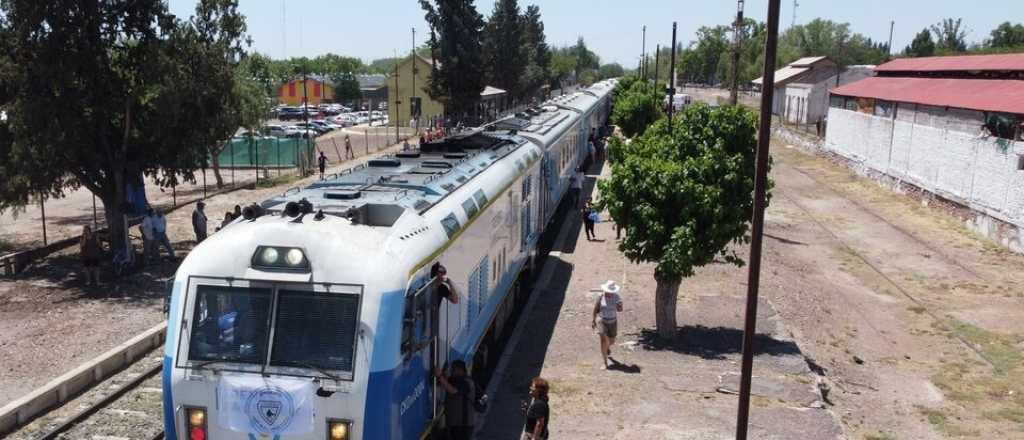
[822, 53, 1024, 252]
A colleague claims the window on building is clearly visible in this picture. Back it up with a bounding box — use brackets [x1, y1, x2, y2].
[829, 96, 845, 109]
[1017, 154, 1024, 171]
[844, 98, 857, 112]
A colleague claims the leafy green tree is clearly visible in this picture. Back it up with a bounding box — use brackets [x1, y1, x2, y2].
[678, 26, 729, 84]
[598, 63, 625, 80]
[367, 57, 402, 74]
[482, 0, 526, 101]
[0, 0, 247, 253]
[572, 37, 600, 82]
[419, 0, 486, 120]
[598, 104, 763, 340]
[987, 22, 1024, 49]
[931, 18, 968, 53]
[520, 5, 550, 101]
[610, 79, 662, 138]
[332, 72, 362, 104]
[904, 29, 936, 57]
[549, 48, 577, 90]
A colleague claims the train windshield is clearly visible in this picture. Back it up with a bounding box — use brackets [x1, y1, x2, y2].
[270, 290, 360, 373]
[183, 281, 363, 379]
[187, 285, 272, 365]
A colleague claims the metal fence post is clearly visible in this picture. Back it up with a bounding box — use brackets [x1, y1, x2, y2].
[332, 138, 342, 164]
[277, 139, 282, 177]
[39, 197, 47, 246]
[202, 166, 207, 199]
[92, 194, 98, 230]
[231, 140, 235, 186]
[172, 181, 177, 208]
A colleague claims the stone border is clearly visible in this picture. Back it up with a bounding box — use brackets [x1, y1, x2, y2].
[0, 322, 167, 435]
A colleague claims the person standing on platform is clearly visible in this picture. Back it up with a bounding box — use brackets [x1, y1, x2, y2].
[191, 201, 208, 243]
[582, 199, 597, 241]
[521, 377, 550, 440]
[344, 134, 354, 160]
[80, 225, 102, 286]
[569, 167, 583, 208]
[152, 209, 174, 260]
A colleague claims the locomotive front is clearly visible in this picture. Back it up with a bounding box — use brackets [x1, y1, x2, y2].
[161, 212, 401, 440]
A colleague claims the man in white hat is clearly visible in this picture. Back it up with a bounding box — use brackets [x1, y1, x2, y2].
[592, 280, 624, 369]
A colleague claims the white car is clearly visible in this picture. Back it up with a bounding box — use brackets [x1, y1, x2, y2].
[664, 93, 693, 112]
[265, 124, 302, 138]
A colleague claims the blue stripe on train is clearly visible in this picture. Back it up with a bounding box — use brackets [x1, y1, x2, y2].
[162, 355, 177, 440]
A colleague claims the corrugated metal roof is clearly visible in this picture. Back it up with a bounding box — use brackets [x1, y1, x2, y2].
[790, 56, 828, 67]
[752, 66, 810, 86]
[876, 53, 1024, 72]
[831, 77, 1024, 114]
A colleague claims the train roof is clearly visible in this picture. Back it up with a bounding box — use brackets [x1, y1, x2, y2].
[259, 130, 538, 228]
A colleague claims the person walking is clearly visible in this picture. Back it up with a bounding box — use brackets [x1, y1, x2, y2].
[218, 211, 234, 231]
[192, 202, 208, 243]
[581, 199, 597, 241]
[591, 280, 624, 369]
[317, 151, 328, 179]
[434, 360, 485, 440]
[521, 377, 550, 440]
[403, 139, 411, 151]
[569, 167, 584, 208]
[344, 134, 354, 160]
[152, 209, 175, 260]
[80, 225, 102, 287]
[141, 208, 157, 263]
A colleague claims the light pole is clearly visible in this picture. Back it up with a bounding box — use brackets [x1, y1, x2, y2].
[731, 0, 746, 105]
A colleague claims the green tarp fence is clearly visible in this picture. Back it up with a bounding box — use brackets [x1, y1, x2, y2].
[217, 137, 312, 168]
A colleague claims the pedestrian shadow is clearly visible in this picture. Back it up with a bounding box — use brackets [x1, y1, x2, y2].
[606, 358, 642, 374]
[638, 325, 801, 361]
[764, 233, 807, 246]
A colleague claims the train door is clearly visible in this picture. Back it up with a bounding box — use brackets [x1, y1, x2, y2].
[402, 275, 446, 426]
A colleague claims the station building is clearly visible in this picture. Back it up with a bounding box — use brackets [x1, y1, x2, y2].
[824, 53, 1024, 252]
[753, 56, 874, 126]
[387, 54, 509, 127]
[277, 76, 335, 106]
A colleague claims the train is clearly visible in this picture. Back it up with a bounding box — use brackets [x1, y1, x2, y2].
[161, 79, 616, 440]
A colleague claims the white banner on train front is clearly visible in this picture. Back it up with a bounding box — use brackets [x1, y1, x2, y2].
[217, 374, 316, 435]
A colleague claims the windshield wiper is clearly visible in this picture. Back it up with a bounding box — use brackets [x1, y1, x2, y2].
[190, 358, 235, 370]
[273, 360, 342, 381]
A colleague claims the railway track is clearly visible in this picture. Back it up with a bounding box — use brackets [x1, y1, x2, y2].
[777, 162, 1000, 370]
[7, 350, 166, 440]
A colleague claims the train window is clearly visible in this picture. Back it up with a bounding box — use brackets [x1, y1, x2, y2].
[270, 290, 360, 374]
[187, 286, 272, 366]
[473, 189, 488, 207]
[440, 213, 461, 238]
[462, 198, 479, 219]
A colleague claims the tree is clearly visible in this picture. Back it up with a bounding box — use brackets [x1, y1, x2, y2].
[610, 78, 662, 138]
[931, 18, 968, 53]
[987, 22, 1024, 49]
[520, 5, 550, 100]
[598, 63, 625, 80]
[598, 104, 762, 340]
[549, 48, 577, 90]
[185, 0, 250, 188]
[0, 0, 248, 254]
[905, 29, 936, 57]
[572, 37, 600, 82]
[367, 57, 402, 74]
[332, 72, 362, 104]
[482, 0, 526, 102]
[419, 0, 486, 120]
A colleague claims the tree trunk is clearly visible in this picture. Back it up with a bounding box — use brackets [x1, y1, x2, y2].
[654, 274, 682, 340]
[211, 154, 224, 188]
[100, 193, 127, 262]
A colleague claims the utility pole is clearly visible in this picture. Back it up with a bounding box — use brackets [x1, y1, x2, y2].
[736, 1, 781, 439]
[301, 68, 311, 175]
[412, 27, 417, 133]
[731, 0, 746, 105]
[641, 25, 647, 79]
[653, 44, 660, 87]
[394, 49, 401, 145]
[887, 20, 895, 58]
[791, 0, 799, 28]
[668, 22, 677, 134]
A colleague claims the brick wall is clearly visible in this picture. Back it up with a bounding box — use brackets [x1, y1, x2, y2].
[824, 108, 1024, 252]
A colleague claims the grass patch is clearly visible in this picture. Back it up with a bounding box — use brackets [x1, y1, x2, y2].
[917, 407, 979, 437]
[863, 433, 896, 440]
[0, 238, 13, 253]
[931, 319, 1024, 373]
[907, 305, 927, 314]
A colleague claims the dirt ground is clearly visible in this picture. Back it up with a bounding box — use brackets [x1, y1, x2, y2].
[479, 139, 1024, 439]
[0, 139, 406, 406]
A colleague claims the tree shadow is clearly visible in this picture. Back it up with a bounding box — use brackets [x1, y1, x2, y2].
[638, 325, 801, 361]
[764, 233, 807, 246]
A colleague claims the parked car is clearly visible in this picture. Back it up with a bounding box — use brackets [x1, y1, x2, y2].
[330, 114, 356, 127]
[292, 122, 329, 136]
[664, 93, 693, 112]
[264, 124, 302, 138]
[309, 121, 337, 132]
[277, 107, 305, 121]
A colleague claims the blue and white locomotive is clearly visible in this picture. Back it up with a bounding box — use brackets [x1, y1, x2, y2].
[161, 80, 615, 440]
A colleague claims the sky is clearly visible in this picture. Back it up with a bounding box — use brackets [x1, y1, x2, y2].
[167, 0, 1020, 66]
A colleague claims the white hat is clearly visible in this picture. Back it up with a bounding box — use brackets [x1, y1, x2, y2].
[600, 280, 621, 294]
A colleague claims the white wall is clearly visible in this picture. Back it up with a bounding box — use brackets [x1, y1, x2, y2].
[825, 108, 1024, 233]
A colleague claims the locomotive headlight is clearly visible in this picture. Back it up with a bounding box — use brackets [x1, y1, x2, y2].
[251, 246, 311, 272]
[185, 407, 207, 440]
[188, 408, 205, 427]
[259, 247, 280, 265]
[328, 420, 350, 440]
[285, 248, 305, 266]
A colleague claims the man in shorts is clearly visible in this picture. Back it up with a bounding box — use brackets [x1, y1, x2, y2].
[591, 280, 623, 369]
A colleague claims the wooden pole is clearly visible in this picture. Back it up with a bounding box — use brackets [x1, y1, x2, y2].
[736, 1, 780, 438]
[39, 197, 47, 246]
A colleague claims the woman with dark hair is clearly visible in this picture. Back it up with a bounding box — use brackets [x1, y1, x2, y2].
[430, 262, 460, 304]
[522, 377, 550, 439]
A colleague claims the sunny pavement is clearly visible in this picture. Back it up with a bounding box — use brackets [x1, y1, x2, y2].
[476, 159, 843, 439]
